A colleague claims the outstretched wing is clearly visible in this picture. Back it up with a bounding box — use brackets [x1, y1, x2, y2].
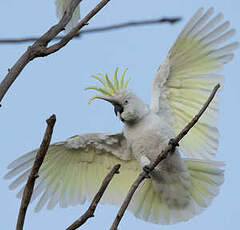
[55, 0, 80, 33]
[5, 132, 141, 212]
[151, 7, 239, 159]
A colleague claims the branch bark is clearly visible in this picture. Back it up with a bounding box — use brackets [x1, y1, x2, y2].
[0, 0, 111, 105]
[66, 164, 121, 230]
[16, 114, 56, 230]
[110, 83, 220, 230]
[0, 17, 181, 44]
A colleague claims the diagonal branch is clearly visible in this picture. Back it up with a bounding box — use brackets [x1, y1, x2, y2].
[0, 0, 111, 105]
[0, 17, 181, 44]
[16, 114, 56, 230]
[66, 164, 121, 230]
[110, 83, 220, 230]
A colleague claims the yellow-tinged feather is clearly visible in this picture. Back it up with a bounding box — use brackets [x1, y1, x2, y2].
[80, 162, 87, 201]
[142, 184, 154, 221]
[58, 153, 72, 206]
[112, 67, 119, 90]
[185, 161, 224, 174]
[131, 180, 150, 218]
[39, 154, 65, 181]
[162, 202, 170, 224]
[190, 171, 218, 186]
[86, 68, 130, 103]
[120, 68, 128, 88]
[171, 99, 218, 125]
[152, 190, 162, 221]
[47, 181, 60, 209]
[85, 87, 112, 96]
[104, 74, 116, 94]
[68, 155, 79, 203]
[124, 78, 131, 88]
[189, 187, 206, 207]
[152, 8, 238, 160]
[91, 75, 106, 87]
[76, 165, 83, 202]
[87, 95, 103, 105]
[191, 178, 213, 198]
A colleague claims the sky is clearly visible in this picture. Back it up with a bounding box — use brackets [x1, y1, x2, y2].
[1, 0, 240, 229]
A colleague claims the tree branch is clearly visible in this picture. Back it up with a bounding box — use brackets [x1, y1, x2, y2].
[0, 17, 181, 44]
[110, 83, 220, 230]
[0, 0, 111, 105]
[16, 114, 56, 230]
[66, 164, 121, 230]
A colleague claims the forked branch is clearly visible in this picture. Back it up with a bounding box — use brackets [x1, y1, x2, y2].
[0, 0, 111, 104]
[110, 83, 220, 230]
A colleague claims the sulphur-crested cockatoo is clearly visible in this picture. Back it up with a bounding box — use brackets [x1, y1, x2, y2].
[55, 0, 81, 32]
[5, 8, 238, 224]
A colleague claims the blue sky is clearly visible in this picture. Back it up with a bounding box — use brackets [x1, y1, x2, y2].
[1, 0, 240, 229]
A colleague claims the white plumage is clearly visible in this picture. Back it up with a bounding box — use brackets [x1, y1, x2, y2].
[5, 8, 238, 225]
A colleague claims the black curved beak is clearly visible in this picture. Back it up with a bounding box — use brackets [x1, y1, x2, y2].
[95, 95, 123, 117]
[114, 104, 123, 116]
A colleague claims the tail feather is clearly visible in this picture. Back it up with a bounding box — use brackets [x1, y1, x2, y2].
[129, 159, 224, 225]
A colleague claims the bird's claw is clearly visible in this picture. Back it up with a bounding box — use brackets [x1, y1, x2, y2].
[143, 165, 151, 174]
[168, 138, 179, 151]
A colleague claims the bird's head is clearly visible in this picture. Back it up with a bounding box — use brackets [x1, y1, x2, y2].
[86, 68, 149, 124]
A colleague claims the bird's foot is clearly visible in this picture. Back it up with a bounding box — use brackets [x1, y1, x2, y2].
[143, 165, 151, 173]
[168, 138, 179, 151]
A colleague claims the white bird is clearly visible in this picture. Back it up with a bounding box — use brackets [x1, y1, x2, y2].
[55, 0, 81, 33]
[5, 8, 238, 225]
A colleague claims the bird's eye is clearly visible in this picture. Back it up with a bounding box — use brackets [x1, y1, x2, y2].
[124, 100, 128, 105]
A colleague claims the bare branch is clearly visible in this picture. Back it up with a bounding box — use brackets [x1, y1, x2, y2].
[0, 17, 181, 44]
[43, 0, 109, 55]
[66, 164, 121, 230]
[0, 0, 111, 105]
[110, 84, 220, 230]
[16, 114, 56, 230]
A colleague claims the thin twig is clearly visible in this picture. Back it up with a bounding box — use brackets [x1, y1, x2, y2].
[110, 84, 220, 230]
[0, 0, 110, 104]
[0, 17, 181, 44]
[66, 164, 121, 230]
[16, 114, 56, 230]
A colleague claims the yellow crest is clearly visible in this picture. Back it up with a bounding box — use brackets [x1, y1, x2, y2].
[85, 67, 130, 104]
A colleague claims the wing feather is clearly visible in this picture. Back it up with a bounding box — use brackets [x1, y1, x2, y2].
[151, 8, 238, 159]
[5, 132, 140, 212]
[5, 132, 225, 225]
